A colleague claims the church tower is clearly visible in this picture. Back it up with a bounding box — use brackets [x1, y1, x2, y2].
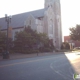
[44, 0, 62, 49]
[45, 0, 61, 15]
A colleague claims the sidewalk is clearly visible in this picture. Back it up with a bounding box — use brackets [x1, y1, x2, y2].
[0, 50, 77, 61]
[0, 52, 63, 61]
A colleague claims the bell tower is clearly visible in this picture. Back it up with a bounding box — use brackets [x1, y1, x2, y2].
[45, 0, 61, 14]
[44, 0, 62, 49]
[45, 0, 54, 8]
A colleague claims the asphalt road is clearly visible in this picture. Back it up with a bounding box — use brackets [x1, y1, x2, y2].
[0, 53, 80, 80]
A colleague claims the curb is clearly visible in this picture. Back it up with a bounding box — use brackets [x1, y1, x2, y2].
[0, 51, 76, 61]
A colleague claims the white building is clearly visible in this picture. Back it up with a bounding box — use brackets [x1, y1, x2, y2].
[0, 0, 62, 49]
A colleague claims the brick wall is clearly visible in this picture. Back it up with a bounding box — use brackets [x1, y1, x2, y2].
[64, 36, 80, 47]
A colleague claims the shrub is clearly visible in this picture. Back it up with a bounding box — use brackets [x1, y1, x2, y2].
[61, 42, 70, 50]
[13, 26, 55, 54]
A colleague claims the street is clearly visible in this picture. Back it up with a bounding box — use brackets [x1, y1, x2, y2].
[0, 52, 80, 80]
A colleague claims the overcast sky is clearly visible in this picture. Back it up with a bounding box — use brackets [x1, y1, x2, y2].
[0, 0, 80, 36]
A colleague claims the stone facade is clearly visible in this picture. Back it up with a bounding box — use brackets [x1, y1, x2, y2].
[24, 14, 36, 31]
[0, 0, 62, 49]
[24, 0, 62, 49]
[44, 0, 62, 49]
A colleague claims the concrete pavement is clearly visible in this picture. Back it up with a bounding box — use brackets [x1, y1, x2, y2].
[0, 53, 80, 80]
[0, 50, 79, 61]
[0, 52, 64, 61]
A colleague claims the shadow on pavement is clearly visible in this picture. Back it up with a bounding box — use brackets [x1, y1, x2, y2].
[0, 52, 79, 80]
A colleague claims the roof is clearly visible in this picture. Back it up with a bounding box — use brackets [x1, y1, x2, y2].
[0, 8, 45, 30]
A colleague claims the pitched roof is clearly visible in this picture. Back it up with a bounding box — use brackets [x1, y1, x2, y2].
[0, 8, 45, 30]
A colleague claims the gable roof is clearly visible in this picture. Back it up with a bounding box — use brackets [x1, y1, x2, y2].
[0, 8, 45, 30]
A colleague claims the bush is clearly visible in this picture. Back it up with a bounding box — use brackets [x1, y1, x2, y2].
[39, 47, 53, 52]
[61, 42, 70, 50]
[12, 27, 55, 54]
[32, 50, 39, 53]
[44, 48, 53, 52]
[61, 44, 64, 49]
[66, 43, 70, 49]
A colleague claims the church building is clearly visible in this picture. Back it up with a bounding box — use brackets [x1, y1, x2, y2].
[0, 0, 62, 49]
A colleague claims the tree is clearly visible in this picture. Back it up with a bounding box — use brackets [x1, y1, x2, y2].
[14, 26, 43, 53]
[0, 31, 6, 51]
[13, 26, 54, 53]
[69, 25, 80, 41]
[38, 33, 49, 46]
[61, 42, 70, 50]
[14, 30, 37, 53]
[38, 33, 54, 52]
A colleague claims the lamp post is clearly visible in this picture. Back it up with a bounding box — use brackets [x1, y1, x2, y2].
[3, 14, 12, 59]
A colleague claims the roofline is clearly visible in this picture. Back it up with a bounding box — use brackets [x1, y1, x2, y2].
[1, 26, 24, 31]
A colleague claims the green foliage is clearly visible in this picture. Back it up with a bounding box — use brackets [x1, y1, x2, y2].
[0, 30, 13, 54]
[13, 26, 54, 53]
[14, 30, 37, 53]
[38, 33, 49, 46]
[0, 31, 6, 50]
[69, 25, 80, 41]
[61, 42, 70, 50]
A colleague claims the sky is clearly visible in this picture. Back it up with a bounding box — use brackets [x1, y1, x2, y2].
[0, 0, 80, 36]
